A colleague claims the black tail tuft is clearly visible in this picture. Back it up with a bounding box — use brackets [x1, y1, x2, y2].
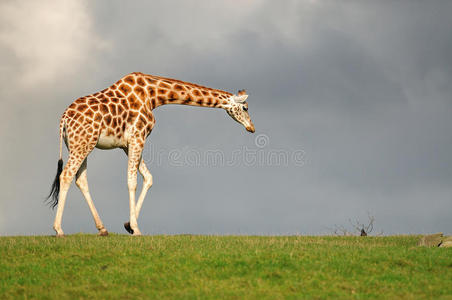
[46, 159, 63, 209]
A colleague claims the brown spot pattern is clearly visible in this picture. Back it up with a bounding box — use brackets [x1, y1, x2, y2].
[67, 110, 76, 118]
[88, 98, 98, 105]
[109, 103, 117, 115]
[104, 115, 112, 126]
[134, 86, 146, 100]
[168, 91, 178, 99]
[100, 104, 109, 114]
[85, 109, 94, 118]
[136, 120, 144, 130]
[137, 77, 145, 86]
[119, 84, 131, 96]
[159, 82, 171, 89]
[124, 76, 135, 85]
[128, 94, 140, 110]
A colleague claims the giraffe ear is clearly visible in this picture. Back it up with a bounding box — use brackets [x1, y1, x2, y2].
[233, 94, 248, 103]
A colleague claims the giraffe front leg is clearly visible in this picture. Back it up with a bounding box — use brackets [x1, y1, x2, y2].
[136, 160, 153, 219]
[124, 159, 153, 234]
[127, 142, 143, 236]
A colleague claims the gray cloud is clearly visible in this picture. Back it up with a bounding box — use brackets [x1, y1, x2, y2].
[1, 0, 451, 235]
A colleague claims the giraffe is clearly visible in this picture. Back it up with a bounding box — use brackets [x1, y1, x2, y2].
[47, 72, 255, 237]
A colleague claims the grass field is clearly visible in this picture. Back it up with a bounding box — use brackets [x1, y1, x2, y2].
[0, 235, 451, 299]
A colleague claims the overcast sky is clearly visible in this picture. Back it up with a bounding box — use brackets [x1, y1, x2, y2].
[1, 0, 451, 236]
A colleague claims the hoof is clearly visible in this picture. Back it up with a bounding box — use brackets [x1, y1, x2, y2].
[124, 222, 134, 235]
[98, 229, 109, 237]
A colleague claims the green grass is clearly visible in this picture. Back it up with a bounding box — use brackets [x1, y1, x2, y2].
[0, 235, 451, 299]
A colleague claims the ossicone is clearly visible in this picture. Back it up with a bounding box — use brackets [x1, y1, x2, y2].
[233, 94, 248, 103]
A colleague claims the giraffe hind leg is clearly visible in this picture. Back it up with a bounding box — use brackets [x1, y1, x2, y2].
[76, 158, 108, 236]
[53, 150, 90, 237]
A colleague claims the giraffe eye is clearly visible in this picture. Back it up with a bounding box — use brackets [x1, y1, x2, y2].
[243, 106, 248, 112]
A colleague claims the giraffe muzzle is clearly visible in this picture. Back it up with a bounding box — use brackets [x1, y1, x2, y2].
[246, 124, 255, 133]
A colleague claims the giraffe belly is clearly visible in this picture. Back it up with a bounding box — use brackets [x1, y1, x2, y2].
[96, 131, 126, 149]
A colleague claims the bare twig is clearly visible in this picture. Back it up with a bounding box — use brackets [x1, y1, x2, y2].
[330, 212, 382, 236]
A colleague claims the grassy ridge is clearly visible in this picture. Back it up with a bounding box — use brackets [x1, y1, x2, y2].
[0, 235, 451, 299]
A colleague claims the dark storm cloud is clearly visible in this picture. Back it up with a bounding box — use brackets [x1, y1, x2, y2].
[1, 0, 451, 235]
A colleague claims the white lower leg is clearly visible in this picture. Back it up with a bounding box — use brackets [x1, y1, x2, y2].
[129, 191, 141, 235]
[135, 162, 153, 219]
[135, 186, 148, 220]
[76, 163, 107, 234]
[76, 177, 107, 234]
[128, 172, 141, 236]
[53, 179, 70, 236]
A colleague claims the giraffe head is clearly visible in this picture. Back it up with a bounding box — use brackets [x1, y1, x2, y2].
[225, 90, 255, 133]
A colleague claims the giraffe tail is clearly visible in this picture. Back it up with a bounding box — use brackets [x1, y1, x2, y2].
[46, 117, 65, 209]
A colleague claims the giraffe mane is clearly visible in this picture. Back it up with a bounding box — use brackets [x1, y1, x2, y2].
[146, 74, 233, 96]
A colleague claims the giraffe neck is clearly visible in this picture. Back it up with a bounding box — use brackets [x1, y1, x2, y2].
[142, 74, 233, 110]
